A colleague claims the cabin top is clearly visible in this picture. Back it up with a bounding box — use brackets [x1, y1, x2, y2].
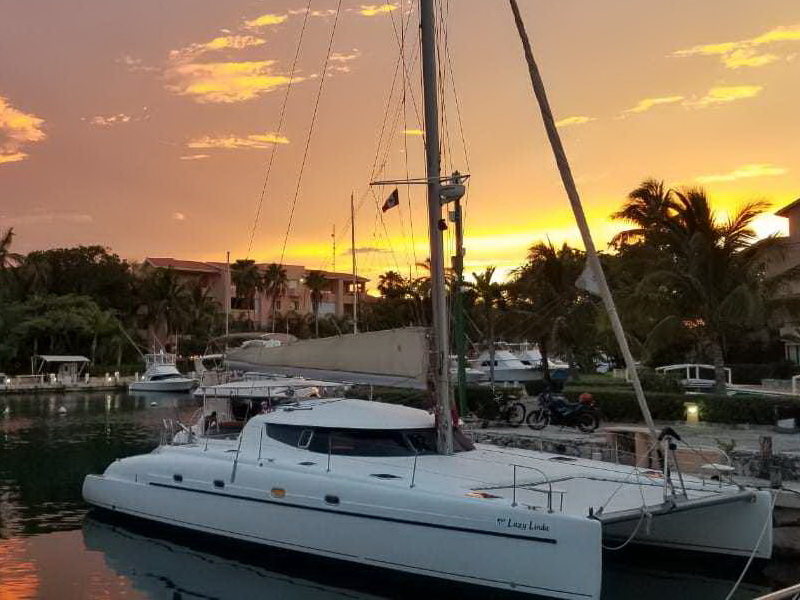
[255, 398, 435, 430]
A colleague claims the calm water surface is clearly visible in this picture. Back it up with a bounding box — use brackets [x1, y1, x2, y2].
[0, 392, 769, 599]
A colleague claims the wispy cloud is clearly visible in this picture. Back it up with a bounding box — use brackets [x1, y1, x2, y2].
[83, 107, 150, 128]
[173, 212, 187, 221]
[623, 95, 684, 114]
[555, 115, 595, 128]
[169, 35, 266, 62]
[187, 132, 289, 150]
[686, 84, 763, 108]
[243, 13, 288, 29]
[289, 7, 337, 18]
[166, 60, 300, 104]
[674, 24, 800, 68]
[180, 154, 210, 161]
[0, 95, 46, 166]
[403, 128, 424, 136]
[359, 4, 398, 17]
[117, 55, 159, 74]
[696, 163, 788, 184]
[342, 246, 391, 255]
[2, 210, 93, 225]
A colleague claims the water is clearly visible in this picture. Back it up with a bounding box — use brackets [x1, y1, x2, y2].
[0, 391, 770, 600]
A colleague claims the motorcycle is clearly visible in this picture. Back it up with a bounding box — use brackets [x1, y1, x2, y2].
[526, 389, 600, 433]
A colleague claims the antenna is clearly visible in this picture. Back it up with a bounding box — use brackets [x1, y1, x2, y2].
[351, 192, 358, 334]
[332, 224, 336, 272]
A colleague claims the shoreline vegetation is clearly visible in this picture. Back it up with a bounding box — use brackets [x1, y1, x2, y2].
[2, 178, 800, 422]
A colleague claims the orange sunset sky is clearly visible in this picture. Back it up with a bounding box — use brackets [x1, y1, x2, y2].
[1, 0, 799, 284]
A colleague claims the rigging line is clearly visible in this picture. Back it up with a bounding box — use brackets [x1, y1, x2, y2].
[388, 5, 425, 142]
[442, 2, 470, 173]
[246, 0, 313, 259]
[279, 0, 344, 266]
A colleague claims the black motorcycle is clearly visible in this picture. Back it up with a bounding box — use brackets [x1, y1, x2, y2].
[526, 389, 600, 433]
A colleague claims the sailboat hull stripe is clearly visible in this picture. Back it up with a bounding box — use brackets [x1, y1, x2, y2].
[148, 481, 557, 544]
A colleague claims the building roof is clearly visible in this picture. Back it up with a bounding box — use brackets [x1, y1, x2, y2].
[145, 258, 220, 273]
[776, 198, 800, 217]
[145, 258, 369, 282]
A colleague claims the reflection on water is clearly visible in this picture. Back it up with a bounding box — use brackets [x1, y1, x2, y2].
[0, 391, 772, 599]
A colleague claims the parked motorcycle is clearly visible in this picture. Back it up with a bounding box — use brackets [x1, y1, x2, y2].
[526, 390, 600, 433]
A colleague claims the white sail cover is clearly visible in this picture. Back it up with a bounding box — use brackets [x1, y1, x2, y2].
[226, 327, 430, 389]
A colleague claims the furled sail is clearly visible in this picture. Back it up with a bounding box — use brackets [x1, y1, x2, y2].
[226, 327, 430, 389]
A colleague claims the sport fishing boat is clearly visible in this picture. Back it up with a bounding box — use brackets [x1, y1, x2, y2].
[83, 397, 773, 600]
[85, 2, 774, 598]
[129, 352, 196, 393]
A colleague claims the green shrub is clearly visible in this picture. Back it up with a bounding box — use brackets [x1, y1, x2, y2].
[728, 362, 800, 385]
[562, 385, 800, 425]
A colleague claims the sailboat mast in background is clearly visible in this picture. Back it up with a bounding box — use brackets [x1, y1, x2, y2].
[351, 192, 358, 334]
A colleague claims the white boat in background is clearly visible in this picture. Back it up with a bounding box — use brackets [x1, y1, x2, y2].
[193, 372, 346, 400]
[470, 349, 543, 383]
[84, 398, 773, 600]
[129, 352, 196, 393]
[655, 364, 733, 391]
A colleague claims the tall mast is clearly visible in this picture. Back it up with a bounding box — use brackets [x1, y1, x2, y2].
[332, 224, 336, 273]
[224, 250, 231, 352]
[452, 193, 467, 415]
[351, 192, 358, 334]
[420, 0, 453, 454]
[509, 0, 655, 433]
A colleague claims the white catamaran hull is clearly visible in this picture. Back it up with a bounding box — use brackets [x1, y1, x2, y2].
[84, 458, 602, 599]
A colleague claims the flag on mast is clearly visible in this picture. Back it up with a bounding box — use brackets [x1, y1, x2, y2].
[382, 188, 400, 212]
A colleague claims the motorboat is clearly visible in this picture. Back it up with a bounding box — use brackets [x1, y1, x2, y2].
[129, 352, 196, 393]
[655, 364, 733, 391]
[193, 372, 345, 400]
[515, 346, 570, 380]
[84, 398, 773, 600]
[449, 356, 488, 384]
[470, 349, 543, 383]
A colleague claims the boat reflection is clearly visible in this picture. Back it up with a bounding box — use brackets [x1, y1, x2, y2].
[82, 514, 383, 600]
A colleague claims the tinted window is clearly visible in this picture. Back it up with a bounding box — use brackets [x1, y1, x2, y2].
[267, 424, 303, 447]
[308, 429, 411, 456]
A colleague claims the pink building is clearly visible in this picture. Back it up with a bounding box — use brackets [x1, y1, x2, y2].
[771, 199, 800, 363]
[144, 258, 367, 328]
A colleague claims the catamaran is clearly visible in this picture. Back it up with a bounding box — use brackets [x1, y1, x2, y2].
[85, 2, 774, 598]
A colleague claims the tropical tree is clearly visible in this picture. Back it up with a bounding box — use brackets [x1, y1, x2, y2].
[508, 242, 589, 381]
[615, 181, 780, 392]
[137, 267, 190, 348]
[303, 270, 328, 338]
[469, 267, 504, 385]
[231, 259, 262, 328]
[262, 263, 288, 332]
[0, 228, 21, 271]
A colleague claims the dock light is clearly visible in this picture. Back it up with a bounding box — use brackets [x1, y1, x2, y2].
[4, 377, 10, 385]
[685, 402, 699, 425]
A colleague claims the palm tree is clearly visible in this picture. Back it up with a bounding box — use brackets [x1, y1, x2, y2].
[0, 228, 21, 271]
[262, 263, 288, 332]
[231, 259, 262, 328]
[137, 267, 190, 348]
[469, 267, 504, 386]
[508, 242, 587, 382]
[618, 183, 775, 393]
[303, 270, 328, 338]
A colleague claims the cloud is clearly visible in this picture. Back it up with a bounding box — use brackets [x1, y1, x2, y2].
[169, 35, 266, 62]
[165, 60, 300, 104]
[342, 246, 391, 256]
[623, 95, 684, 114]
[359, 4, 399, 17]
[180, 154, 210, 161]
[695, 163, 788, 184]
[187, 132, 289, 150]
[173, 212, 186, 221]
[673, 24, 800, 69]
[244, 13, 288, 29]
[555, 115, 595, 128]
[117, 55, 159, 74]
[2, 210, 93, 225]
[0, 95, 46, 166]
[686, 85, 763, 108]
[288, 7, 337, 17]
[403, 128, 424, 136]
[83, 108, 150, 128]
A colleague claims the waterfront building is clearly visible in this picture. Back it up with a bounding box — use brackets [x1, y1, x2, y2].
[143, 257, 367, 328]
[770, 199, 800, 363]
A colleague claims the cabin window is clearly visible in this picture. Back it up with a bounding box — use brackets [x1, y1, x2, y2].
[267, 424, 303, 447]
[298, 429, 314, 449]
[266, 424, 473, 454]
